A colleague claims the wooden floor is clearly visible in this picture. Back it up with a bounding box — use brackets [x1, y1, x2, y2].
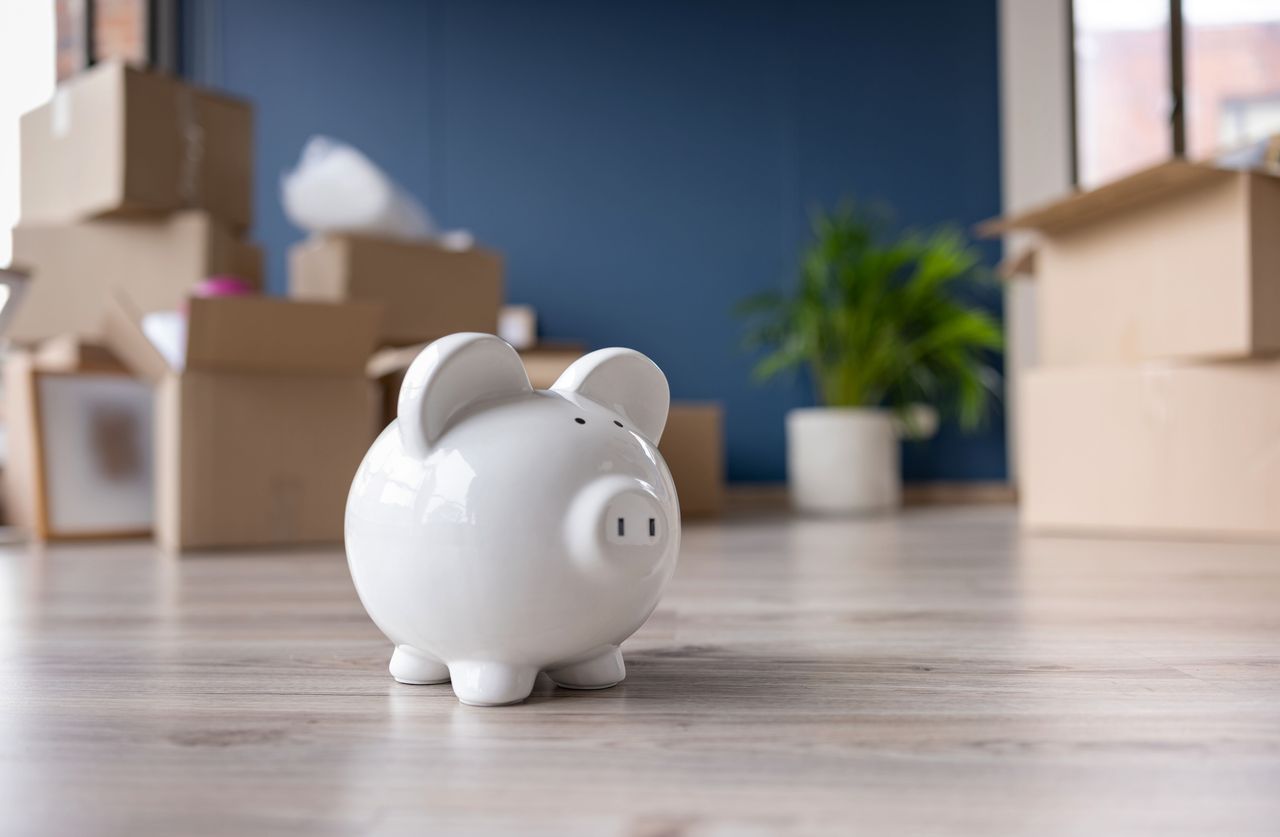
[1, 507, 1278, 836]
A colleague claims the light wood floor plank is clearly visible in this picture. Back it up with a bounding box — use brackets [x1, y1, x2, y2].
[1, 507, 1278, 835]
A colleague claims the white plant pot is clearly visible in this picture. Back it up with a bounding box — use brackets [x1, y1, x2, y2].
[786, 407, 901, 514]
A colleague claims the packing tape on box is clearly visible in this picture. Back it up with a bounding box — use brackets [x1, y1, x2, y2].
[175, 87, 206, 207]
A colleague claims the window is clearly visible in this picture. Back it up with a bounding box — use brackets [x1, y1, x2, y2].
[1073, 0, 1171, 187]
[58, 0, 155, 81]
[1185, 1, 1280, 158]
[0, 2, 56, 267]
[1072, 0, 1280, 187]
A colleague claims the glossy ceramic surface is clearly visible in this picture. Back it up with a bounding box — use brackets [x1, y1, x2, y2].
[345, 333, 680, 706]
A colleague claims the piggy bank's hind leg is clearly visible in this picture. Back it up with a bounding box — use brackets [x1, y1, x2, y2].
[547, 646, 625, 690]
[447, 661, 538, 706]
[389, 645, 450, 685]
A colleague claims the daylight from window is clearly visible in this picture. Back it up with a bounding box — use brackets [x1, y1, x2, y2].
[0, 1, 56, 266]
[1075, 0, 1280, 186]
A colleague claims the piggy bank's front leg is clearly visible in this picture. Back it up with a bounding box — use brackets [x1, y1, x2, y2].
[546, 646, 625, 690]
[389, 645, 450, 685]
[447, 661, 539, 706]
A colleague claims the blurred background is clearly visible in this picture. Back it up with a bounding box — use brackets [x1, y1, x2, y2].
[0, 0, 1278, 544]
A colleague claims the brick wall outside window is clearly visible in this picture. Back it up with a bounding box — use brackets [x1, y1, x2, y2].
[56, 0, 149, 81]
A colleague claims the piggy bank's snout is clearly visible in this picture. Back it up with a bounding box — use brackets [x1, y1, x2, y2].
[604, 489, 665, 545]
[566, 476, 673, 579]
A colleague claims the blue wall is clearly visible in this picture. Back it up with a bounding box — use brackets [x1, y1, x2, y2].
[184, 0, 1004, 483]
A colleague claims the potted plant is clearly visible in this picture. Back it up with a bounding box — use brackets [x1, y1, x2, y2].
[737, 204, 1002, 514]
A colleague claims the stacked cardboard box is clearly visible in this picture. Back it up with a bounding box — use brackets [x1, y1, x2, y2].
[660, 404, 725, 518]
[5, 62, 396, 550]
[21, 61, 253, 226]
[984, 158, 1280, 538]
[3, 61, 266, 544]
[10, 212, 262, 343]
[104, 296, 380, 550]
[13, 61, 261, 341]
[9, 60, 262, 346]
[289, 233, 502, 346]
[6, 59, 721, 546]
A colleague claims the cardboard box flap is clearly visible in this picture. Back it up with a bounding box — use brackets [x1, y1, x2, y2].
[0, 266, 31, 339]
[185, 296, 381, 376]
[102, 293, 171, 383]
[521, 343, 586, 389]
[367, 342, 428, 380]
[34, 335, 128, 373]
[996, 248, 1036, 281]
[977, 160, 1242, 237]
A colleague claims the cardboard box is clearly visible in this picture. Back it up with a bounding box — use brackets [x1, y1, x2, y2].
[1019, 362, 1280, 539]
[367, 341, 585, 429]
[981, 161, 1280, 364]
[3, 342, 153, 540]
[659, 403, 725, 518]
[20, 61, 253, 228]
[8, 211, 261, 345]
[32, 335, 130, 373]
[520, 343, 584, 389]
[289, 234, 502, 346]
[103, 295, 381, 550]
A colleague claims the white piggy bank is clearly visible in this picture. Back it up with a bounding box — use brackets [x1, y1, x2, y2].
[345, 333, 681, 706]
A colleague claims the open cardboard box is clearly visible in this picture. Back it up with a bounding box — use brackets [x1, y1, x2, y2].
[981, 159, 1280, 365]
[103, 294, 381, 551]
[289, 233, 503, 346]
[20, 61, 253, 228]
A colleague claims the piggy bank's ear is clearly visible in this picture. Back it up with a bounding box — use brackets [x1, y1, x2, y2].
[398, 333, 531, 456]
[552, 348, 670, 443]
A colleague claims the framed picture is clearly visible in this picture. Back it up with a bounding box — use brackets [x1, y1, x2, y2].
[7, 361, 154, 539]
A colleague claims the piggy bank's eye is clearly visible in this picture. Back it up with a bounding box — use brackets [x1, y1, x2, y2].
[574, 417, 586, 425]
[613, 420, 624, 428]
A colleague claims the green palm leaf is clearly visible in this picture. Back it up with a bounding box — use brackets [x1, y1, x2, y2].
[736, 202, 1003, 430]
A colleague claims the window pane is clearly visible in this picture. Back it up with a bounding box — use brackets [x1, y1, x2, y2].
[56, 0, 88, 80]
[1074, 0, 1171, 186]
[1185, 0, 1280, 158]
[94, 0, 150, 68]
